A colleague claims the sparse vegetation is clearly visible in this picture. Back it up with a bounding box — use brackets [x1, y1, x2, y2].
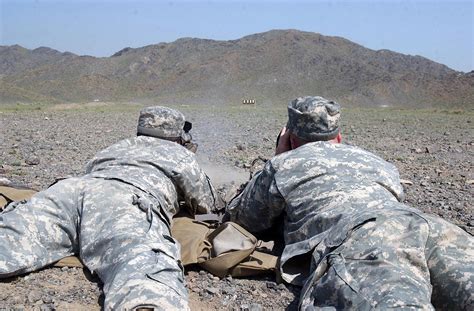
[0, 105, 473, 310]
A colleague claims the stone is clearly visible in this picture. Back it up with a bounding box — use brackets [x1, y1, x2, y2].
[206, 287, 219, 295]
[266, 281, 277, 289]
[277, 283, 287, 290]
[27, 290, 42, 303]
[25, 155, 40, 165]
[400, 179, 413, 185]
[236, 144, 246, 151]
[42, 295, 53, 303]
[240, 304, 249, 311]
[249, 303, 263, 311]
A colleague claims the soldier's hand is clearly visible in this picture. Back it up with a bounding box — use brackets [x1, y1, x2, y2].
[275, 127, 291, 155]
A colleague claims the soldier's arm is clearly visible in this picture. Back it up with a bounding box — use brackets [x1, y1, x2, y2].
[226, 160, 285, 233]
[173, 155, 223, 215]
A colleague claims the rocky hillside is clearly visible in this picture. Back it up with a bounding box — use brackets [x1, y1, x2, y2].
[1, 30, 473, 107]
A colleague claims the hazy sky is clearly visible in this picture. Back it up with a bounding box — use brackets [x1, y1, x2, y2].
[1, 0, 473, 72]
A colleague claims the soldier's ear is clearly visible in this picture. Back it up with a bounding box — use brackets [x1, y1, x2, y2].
[335, 132, 342, 143]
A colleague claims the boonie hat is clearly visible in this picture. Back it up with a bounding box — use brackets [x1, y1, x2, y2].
[137, 106, 192, 142]
[287, 96, 340, 141]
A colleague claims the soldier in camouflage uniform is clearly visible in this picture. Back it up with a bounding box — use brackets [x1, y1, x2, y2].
[227, 96, 474, 310]
[0, 106, 221, 310]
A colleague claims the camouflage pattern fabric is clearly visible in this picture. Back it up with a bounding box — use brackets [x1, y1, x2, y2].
[0, 136, 220, 310]
[227, 141, 474, 310]
[137, 106, 186, 140]
[287, 96, 340, 141]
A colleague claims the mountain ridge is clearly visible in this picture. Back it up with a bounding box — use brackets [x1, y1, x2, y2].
[1, 29, 472, 107]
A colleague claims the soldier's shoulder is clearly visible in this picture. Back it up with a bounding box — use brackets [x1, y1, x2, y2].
[270, 142, 382, 169]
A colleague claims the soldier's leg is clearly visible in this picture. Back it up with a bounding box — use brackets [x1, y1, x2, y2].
[0, 178, 81, 277]
[79, 180, 188, 311]
[304, 212, 434, 310]
[423, 214, 474, 310]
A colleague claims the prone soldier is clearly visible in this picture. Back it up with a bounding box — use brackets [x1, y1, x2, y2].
[227, 96, 474, 310]
[0, 106, 221, 310]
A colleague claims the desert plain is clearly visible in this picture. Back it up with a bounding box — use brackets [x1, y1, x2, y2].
[0, 102, 472, 310]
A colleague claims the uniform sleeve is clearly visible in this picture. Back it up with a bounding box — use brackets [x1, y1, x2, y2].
[226, 160, 286, 233]
[172, 155, 223, 215]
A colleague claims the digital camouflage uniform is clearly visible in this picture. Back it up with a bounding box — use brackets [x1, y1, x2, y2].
[0, 107, 220, 310]
[227, 97, 474, 310]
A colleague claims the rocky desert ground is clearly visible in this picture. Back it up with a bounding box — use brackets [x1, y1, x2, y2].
[0, 102, 473, 310]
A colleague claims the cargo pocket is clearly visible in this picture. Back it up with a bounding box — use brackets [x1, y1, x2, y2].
[310, 253, 374, 310]
[303, 219, 379, 310]
[146, 251, 187, 298]
[327, 253, 361, 294]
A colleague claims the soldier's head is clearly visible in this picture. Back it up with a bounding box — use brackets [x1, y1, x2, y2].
[284, 96, 341, 150]
[137, 106, 197, 152]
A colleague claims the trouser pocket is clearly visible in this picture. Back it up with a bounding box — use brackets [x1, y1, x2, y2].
[146, 251, 187, 298]
[309, 253, 373, 310]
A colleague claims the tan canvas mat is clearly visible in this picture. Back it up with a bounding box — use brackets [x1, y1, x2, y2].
[172, 217, 278, 278]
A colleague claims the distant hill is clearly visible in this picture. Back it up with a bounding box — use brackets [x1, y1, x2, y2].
[1, 30, 473, 107]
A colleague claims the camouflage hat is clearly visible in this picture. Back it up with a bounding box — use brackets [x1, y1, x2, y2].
[137, 106, 189, 140]
[287, 96, 340, 141]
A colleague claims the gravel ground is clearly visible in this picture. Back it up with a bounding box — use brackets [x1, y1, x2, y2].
[0, 102, 473, 310]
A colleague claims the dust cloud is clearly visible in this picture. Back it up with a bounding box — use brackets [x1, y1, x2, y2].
[197, 157, 249, 187]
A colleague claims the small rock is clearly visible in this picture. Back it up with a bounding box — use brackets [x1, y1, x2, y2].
[277, 283, 287, 290]
[11, 295, 23, 304]
[266, 281, 277, 289]
[42, 295, 53, 303]
[222, 287, 235, 295]
[27, 290, 42, 303]
[400, 179, 413, 186]
[206, 287, 219, 295]
[240, 304, 249, 311]
[249, 303, 263, 311]
[25, 155, 40, 165]
[39, 304, 54, 311]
